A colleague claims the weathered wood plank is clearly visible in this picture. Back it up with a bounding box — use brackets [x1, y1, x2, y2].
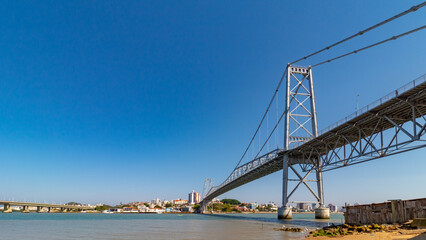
[344, 198, 426, 225]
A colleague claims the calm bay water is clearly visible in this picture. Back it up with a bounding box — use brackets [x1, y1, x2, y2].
[0, 213, 343, 240]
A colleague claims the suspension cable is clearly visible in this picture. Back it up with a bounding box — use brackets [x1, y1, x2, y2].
[311, 25, 426, 67]
[228, 3, 426, 175]
[255, 108, 288, 159]
[231, 67, 288, 171]
[275, 90, 279, 148]
[230, 23, 426, 174]
[267, 111, 269, 152]
[290, 2, 426, 65]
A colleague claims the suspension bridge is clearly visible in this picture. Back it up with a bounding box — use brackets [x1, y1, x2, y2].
[199, 2, 426, 219]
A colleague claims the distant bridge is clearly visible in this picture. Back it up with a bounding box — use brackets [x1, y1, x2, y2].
[0, 200, 95, 213]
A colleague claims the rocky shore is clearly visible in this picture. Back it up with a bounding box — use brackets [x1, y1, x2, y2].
[305, 223, 426, 239]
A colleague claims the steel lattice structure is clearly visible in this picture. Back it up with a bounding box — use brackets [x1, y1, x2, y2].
[282, 66, 324, 208]
[200, 73, 426, 209]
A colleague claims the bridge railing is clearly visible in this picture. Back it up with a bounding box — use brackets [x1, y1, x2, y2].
[204, 148, 283, 200]
[318, 74, 426, 137]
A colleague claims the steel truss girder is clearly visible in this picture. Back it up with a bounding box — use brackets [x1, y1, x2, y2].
[296, 102, 426, 172]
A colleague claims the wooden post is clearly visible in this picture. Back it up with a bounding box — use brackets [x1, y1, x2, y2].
[391, 200, 397, 224]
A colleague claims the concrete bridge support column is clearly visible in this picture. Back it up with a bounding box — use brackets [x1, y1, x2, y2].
[278, 154, 292, 219]
[3, 204, 12, 213]
[37, 206, 43, 213]
[314, 165, 330, 219]
[22, 205, 30, 213]
[278, 206, 292, 219]
[200, 203, 207, 214]
[47, 207, 51, 213]
[315, 207, 330, 219]
[207, 202, 214, 214]
[60, 207, 68, 213]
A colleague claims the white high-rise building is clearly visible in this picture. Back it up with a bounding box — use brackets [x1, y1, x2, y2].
[188, 190, 200, 205]
[151, 198, 161, 206]
[328, 203, 338, 212]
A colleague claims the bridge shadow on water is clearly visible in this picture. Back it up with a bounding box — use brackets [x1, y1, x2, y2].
[201, 213, 344, 229]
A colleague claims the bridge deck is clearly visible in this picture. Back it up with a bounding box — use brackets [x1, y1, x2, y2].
[291, 78, 426, 169]
[0, 201, 95, 209]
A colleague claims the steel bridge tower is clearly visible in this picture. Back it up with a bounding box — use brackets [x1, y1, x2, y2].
[278, 65, 330, 219]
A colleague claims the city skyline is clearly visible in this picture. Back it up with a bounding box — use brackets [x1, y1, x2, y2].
[0, 1, 425, 207]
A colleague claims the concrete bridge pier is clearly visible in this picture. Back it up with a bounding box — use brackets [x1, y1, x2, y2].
[314, 164, 330, 219]
[278, 206, 292, 219]
[315, 207, 330, 219]
[47, 207, 51, 213]
[22, 205, 30, 213]
[199, 204, 206, 213]
[199, 200, 214, 214]
[3, 204, 12, 213]
[37, 206, 43, 213]
[278, 155, 292, 219]
[60, 207, 68, 213]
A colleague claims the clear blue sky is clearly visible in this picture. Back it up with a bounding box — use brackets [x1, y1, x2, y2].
[0, 1, 425, 206]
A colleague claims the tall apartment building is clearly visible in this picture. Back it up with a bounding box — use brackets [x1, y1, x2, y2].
[297, 202, 308, 211]
[188, 190, 200, 205]
[151, 198, 161, 206]
[328, 203, 338, 212]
